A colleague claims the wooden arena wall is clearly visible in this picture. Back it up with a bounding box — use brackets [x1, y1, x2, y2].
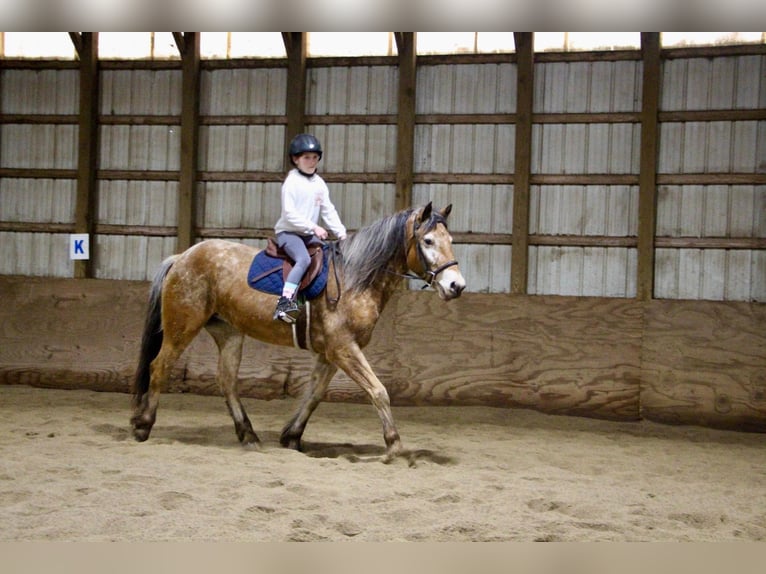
[1, 276, 764, 433]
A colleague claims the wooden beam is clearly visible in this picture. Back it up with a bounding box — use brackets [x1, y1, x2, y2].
[283, 32, 306, 169]
[395, 32, 416, 212]
[177, 32, 200, 253]
[68, 32, 82, 56]
[73, 32, 99, 278]
[511, 33, 534, 295]
[637, 33, 661, 301]
[172, 32, 186, 56]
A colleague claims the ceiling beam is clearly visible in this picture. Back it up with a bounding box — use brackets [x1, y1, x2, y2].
[68, 32, 82, 56]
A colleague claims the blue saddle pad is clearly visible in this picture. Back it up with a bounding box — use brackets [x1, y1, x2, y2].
[247, 245, 329, 301]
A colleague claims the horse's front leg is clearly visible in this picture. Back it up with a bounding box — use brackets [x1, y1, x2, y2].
[330, 344, 402, 461]
[280, 353, 338, 450]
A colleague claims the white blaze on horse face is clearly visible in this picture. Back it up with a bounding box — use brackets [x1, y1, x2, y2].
[422, 229, 466, 300]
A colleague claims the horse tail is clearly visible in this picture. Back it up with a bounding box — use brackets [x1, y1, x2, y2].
[132, 255, 178, 407]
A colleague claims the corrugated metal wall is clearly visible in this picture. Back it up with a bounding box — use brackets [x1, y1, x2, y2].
[1, 50, 763, 301]
[414, 63, 516, 293]
[0, 69, 79, 277]
[307, 65, 399, 230]
[97, 69, 182, 279]
[200, 67, 286, 247]
[529, 60, 641, 297]
[656, 55, 765, 301]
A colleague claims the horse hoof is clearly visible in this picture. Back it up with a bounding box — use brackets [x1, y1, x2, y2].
[133, 428, 151, 442]
[238, 429, 260, 445]
[242, 440, 262, 452]
[382, 441, 403, 463]
[280, 437, 302, 451]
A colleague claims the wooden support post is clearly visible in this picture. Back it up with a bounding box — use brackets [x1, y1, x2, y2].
[283, 32, 307, 170]
[395, 32, 416, 212]
[73, 32, 99, 278]
[637, 32, 661, 301]
[176, 32, 200, 253]
[511, 33, 534, 295]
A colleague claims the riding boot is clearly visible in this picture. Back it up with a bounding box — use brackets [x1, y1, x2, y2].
[273, 296, 299, 323]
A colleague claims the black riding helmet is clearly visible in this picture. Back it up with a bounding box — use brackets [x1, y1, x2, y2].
[289, 133, 322, 161]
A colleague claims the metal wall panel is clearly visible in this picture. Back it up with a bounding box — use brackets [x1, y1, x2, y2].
[308, 124, 397, 173]
[655, 249, 765, 301]
[101, 70, 182, 115]
[0, 232, 72, 277]
[1, 124, 78, 169]
[416, 63, 516, 114]
[202, 181, 281, 230]
[0, 178, 76, 223]
[308, 66, 397, 115]
[535, 61, 641, 113]
[98, 180, 178, 226]
[0, 70, 79, 280]
[531, 123, 640, 174]
[330, 182, 396, 229]
[528, 184, 638, 298]
[657, 54, 764, 301]
[414, 124, 515, 174]
[530, 185, 638, 235]
[1, 69, 79, 114]
[201, 68, 286, 115]
[658, 121, 761, 173]
[414, 59, 516, 295]
[1, 53, 762, 300]
[99, 124, 180, 171]
[95, 235, 176, 281]
[661, 55, 765, 111]
[199, 125, 285, 171]
[529, 246, 637, 297]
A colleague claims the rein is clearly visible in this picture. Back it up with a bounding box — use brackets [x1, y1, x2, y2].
[325, 240, 343, 305]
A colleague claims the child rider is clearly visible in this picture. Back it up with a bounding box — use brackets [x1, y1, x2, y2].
[272, 133, 347, 322]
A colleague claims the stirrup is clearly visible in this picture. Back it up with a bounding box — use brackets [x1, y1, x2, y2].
[273, 296, 299, 323]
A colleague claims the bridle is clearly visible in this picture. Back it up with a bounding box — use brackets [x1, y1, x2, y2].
[392, 211, 459, 289]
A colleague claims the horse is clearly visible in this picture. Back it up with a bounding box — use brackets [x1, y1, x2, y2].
[130, 202, 466, 461]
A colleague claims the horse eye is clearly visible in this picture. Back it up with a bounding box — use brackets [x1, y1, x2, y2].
[423, 237, 434, 246]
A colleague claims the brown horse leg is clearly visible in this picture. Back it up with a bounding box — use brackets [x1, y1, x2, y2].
[132, 296, 210, 441]
[131, 340, 187, 441]
[330, 344, 402, 461]
[280, 353, 338, 450]
[205, 320, 259, 447]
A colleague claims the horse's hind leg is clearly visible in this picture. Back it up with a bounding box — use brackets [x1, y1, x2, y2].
[205, 319, 259, 447]
[131, 338, 189, 441]
[132, 291, 210, 441]
[280, 353, 338, 450]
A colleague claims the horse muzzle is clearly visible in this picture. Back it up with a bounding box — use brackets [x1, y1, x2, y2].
[433, 267, 466, 300]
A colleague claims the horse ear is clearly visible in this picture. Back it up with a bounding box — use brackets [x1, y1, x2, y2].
[440, 204, 452, 219]
[419, 202, 433, 223]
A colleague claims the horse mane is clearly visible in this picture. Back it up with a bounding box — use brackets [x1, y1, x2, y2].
[339, 206, 448, 293]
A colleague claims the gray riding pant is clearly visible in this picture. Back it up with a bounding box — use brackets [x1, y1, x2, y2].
[276, 232, 322, 287]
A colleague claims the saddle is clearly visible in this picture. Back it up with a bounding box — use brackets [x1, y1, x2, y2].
[264, 237, 324, 290]
[247, 237, 326, 298]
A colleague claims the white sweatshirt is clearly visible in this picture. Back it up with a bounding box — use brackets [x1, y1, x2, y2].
[274, 169, 347, 239]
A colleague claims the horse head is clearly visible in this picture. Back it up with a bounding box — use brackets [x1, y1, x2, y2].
[407, 202, 466, 300]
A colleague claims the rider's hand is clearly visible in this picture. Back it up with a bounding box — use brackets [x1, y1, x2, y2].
[313, 226, 328, 240]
